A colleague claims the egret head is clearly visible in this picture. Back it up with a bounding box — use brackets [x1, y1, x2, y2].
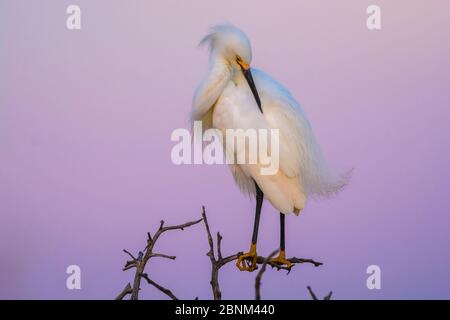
[200, 24, 252, 70]
[200, 24, 262, 111]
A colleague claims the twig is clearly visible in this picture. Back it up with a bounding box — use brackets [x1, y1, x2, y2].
[255, 250, 278, 300]
[117, 206, 327, 300]
[123, 249, 137, 261]
[201, 206, 246, 300]
[115, 283, 133, 300]
[201, 206, 222, 300]
[307, 286, 333, 300]
[122, 261, 137, 271]
[141, 273, 178, 300]
[257, 256, 322, 273]
[119, 216, 202, 300]
[307, 286, 318, 300]
[200, 205, 324, 300]
[150, 253, 176, 260]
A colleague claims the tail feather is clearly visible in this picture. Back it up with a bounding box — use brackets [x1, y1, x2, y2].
[304, 152, 353, 198]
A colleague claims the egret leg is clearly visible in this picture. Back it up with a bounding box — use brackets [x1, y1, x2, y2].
[236, 182, 263, 272]
[270, 213, 293, 268]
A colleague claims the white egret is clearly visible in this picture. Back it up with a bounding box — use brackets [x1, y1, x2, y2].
[192, 25, 350, 271]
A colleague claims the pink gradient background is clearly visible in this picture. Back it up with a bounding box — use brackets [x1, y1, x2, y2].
[1, 1, 449, 299]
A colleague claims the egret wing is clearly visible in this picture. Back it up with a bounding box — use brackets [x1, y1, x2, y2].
[253, 69, 350, 197]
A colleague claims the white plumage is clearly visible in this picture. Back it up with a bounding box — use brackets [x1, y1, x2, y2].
[192, 25, 350, 215]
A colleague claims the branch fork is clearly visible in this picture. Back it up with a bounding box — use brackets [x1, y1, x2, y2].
[116, 206, 328, 300]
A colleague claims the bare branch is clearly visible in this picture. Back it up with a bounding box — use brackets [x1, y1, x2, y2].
[255, 250, 278, 300]
[257, 256, 323, 273]
[307, 286, 333, 300]
[158, 218, 203, 234]
[217, 232, 223, 261]
[202, 206, 216, 260]
[201, 206, 221, 300]
[220, 253, 243, 266]
[307, 286, 318, 300]
[324, 291, 333, 300]
[123, 249, 137, 261]
[141, 273, 178, 300]
[119, 216, 202, 300]
[200, 206, 324, 300]
[288, 257, 323, 267]
[122, 261, 137, 271]
[115, 283, 132, 300]
[117, 206, 328, 301]
[150, 253, 176, 260]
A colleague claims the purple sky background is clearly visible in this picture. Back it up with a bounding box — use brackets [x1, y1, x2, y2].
[1, 1, 449, 299]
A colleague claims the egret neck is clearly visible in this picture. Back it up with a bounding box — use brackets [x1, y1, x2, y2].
[192, 56, 231, 122]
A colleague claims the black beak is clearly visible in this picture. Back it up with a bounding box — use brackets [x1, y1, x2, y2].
[242, 67, 262, 113]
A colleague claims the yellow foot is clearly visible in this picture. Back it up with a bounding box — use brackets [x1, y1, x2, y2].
[270, 250, 293, 269]
[236, 243, 258, 272]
